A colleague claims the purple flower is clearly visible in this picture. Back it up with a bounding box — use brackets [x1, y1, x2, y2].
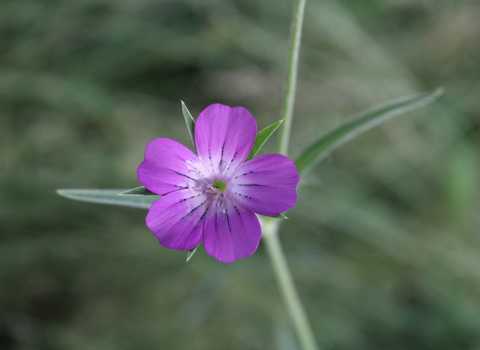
[137, 104, 299, 263]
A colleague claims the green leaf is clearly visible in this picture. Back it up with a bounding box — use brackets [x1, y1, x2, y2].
[117, 186, 156, 196]
[181, 100, 196, 148]
[56, 189, 160, 209]
[295, 88, 444, 174]
[186, 243, 201, 262]
[246, 120, 284, 161]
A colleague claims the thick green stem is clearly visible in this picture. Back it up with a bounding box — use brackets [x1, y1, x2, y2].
[278, 0, 307, 156]
[262, 218, 318, 350]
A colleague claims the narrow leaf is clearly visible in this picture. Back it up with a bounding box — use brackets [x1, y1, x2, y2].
[56, 189, 159, 209]
[295, 88, 444, 174]
[117, 186, 156, 196]
[181, 100, 196, 148]
[246, 120, 284, 161]
[186, 243, 201, 262]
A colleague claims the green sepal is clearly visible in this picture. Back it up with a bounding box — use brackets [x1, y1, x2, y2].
[295, 88, 444, 174]
[56, 189, 159, 209]
[117, 186, 156, 196]
[186, 243, 201, 262]
[246, 119, 284, 161]
[181, 100, 196, 149]
[259, 213, 289, 219]
[270, 214, 289, 219]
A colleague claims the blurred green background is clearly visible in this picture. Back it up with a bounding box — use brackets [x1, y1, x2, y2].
[1, 0, 479, 349]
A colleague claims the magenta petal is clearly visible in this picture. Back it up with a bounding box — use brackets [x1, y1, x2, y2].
[137, 138, 208, 196]
[146, 190, 207, 250]
[203, 202, 261, 263]
[195, 104, 257, 176]
[231, 154, 299, 216]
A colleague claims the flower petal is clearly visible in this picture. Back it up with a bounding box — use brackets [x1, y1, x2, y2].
[195, 104, 257, 176]
[146, 190, 208, 250]
[137, 138, 210, 196]
[203, 201, 261, 263]
[231, 154, 299, 216]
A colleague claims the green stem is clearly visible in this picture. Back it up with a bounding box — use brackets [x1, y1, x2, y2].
[268, 0, 317, 348]
[278, 0, 307, 156]
[262, 218, 318, 350]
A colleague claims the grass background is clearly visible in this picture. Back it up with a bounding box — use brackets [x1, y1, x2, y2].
[1, 0, 479, 349]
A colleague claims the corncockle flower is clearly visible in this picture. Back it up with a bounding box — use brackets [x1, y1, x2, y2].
[137, 104, 299, 263]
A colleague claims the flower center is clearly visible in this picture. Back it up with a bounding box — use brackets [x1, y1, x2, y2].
[212, 180, 227, 193]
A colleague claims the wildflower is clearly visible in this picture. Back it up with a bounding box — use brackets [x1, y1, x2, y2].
[137, 104, 299, 263]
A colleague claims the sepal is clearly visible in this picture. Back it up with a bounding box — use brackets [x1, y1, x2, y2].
[246, 119, 284, 161]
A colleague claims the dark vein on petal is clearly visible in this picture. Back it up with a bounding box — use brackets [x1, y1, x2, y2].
[208, 149, 214, 171]
[229, 198, 242, 218]
[180, 194, 201, 202]
[170, 169, 196, 181]
[225, 207, 232, 233]
[220, 142, 225, 166]
[226, 193, 244, 218]
[225, 151, 239, 173]
[182, 199, 208, 219]
[236, 184, 265, 187]
[234, 170, 255, 179]
[195, 206, 209, 226]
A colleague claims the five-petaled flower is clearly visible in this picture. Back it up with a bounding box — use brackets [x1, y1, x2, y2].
[137, 104, 299, 263]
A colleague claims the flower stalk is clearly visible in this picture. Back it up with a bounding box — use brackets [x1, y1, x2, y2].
[265, 0, 319, 349]
[278, 0, 307, 156]
[262, 218, 318, 350]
